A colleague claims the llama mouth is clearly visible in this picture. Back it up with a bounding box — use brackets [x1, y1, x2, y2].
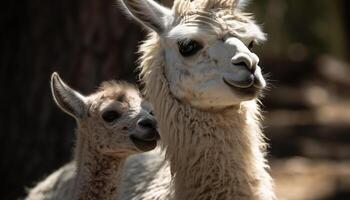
[223, 73, 254, 89]
[130, 135, 157, 152]
[223, 66, 266, 94]
[223, 76, 262, 97]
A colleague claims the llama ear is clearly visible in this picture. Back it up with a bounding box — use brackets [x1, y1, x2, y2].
[119, 0, 172, 33]
[50, 72, 87, 120]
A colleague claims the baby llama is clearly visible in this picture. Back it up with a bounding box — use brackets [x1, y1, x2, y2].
[26, 72, 159, 200]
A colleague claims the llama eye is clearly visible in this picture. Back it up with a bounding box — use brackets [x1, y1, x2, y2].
[102, 111, 121, 122]
[248, 41, 254, 50]
[149, 111, 154, 116]
[178, 40, 203, 57]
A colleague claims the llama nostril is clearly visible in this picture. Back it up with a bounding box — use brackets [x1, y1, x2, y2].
[232, 54, 256, 73]
[132, 117, 159, 142]
[235, 62, 248, 67]
[137, 118, 156, 130]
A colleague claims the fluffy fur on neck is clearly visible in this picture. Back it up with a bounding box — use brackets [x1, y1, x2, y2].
[73, 124, 125, 200]
[138, 33, 275, 200]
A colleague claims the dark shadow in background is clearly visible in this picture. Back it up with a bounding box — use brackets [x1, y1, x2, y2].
[0, 0, 143, 199]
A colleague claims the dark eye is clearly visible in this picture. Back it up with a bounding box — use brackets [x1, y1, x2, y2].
[102, 111, 121, 122]
[178, 40, 203, 57]
[248, 41, 254, 50]
[149, 111, 154, 116]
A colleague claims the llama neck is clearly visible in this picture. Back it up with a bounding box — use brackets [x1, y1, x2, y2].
[170, 108, 273, 200]
[160, 102, 273, 200]
[73, 126, 124, 200]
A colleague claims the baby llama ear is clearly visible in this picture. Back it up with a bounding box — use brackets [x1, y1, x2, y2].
[119, 0, 172, 33]
[50, 72, 87, 120]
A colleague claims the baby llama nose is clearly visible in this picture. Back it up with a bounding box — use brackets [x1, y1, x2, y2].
[135, 117, 159, 141]
[137, 117, 157, 130]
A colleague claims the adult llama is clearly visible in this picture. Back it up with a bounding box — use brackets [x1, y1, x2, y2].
[119, 0, 275, 199]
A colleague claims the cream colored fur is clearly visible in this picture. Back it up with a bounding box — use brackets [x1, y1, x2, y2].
[118, 148, 173, 200]
[25, 162, 76, 200]
[119, 0, 275, 199]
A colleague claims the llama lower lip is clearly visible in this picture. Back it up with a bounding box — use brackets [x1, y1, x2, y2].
[223, 71, 254, 89]
[130, 135, 157, 152]
[223, 76, 262, 96]
[222, 75, 255, 90]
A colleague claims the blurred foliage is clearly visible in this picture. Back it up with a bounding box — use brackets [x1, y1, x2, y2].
[252, 0, 347, 61]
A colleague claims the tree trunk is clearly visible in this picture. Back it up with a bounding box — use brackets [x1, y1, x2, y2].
[0, 0, 142, 199]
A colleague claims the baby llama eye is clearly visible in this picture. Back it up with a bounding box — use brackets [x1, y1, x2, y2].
[102, 111, 121, 122]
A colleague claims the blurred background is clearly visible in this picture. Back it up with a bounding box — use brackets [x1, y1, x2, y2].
[1, 0, 349, 199]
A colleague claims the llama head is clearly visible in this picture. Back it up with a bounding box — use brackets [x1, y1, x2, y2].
[50, 72, 159, 156]
[120, 0, 266, 111]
